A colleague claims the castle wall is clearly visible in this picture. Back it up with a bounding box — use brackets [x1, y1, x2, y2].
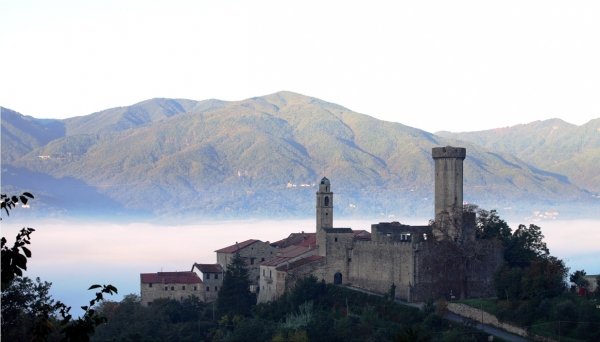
[410, 239, 503, 302]
[318, 231, 354, 284]
[348, 241, 416, 301]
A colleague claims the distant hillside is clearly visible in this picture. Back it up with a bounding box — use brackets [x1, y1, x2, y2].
[1, 92, 597, 219]
[437, 119, 600, 193]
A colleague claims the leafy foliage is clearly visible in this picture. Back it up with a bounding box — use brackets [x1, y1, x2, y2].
[1, 192, 117, 341]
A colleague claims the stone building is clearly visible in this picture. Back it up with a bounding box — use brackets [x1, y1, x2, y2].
[257, 146, 504, 303]
[215, 239, 275, 292]
[170, 145, 503, 305]
[191, 263, 224, 302]
[140, 271, 203, 306]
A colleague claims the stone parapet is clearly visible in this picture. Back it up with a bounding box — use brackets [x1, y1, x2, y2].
[432, 146, 466, 159]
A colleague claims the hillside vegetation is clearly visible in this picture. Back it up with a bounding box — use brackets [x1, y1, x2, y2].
[1, 92, 597, 218]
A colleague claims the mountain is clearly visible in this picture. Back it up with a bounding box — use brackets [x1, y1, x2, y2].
[436, 119, 600, 193]
[1, 92, 597, 219]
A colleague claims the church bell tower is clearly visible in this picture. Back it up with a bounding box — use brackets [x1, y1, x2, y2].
[316, 177, 333, 231]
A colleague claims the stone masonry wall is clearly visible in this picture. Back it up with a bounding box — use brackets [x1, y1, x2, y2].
[141, 282, 203, 306]
[348, 241, 415, 301]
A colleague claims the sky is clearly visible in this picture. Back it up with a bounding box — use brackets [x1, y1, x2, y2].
[1, 0, 599, 132]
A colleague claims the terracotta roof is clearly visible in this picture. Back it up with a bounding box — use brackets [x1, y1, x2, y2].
[276, 255, 325, 272]
[215, 239, 260, 253]
[353, 230, 372, 241]
[261, 245, 315, 267]
[140, 271, 202, 284]
[192, 263, 223, 273]
[271, 232, 316, 248]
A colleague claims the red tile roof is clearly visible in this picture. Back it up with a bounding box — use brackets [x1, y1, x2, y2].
[276, 255, 325, 272]
[215, 239, 260, 253]
[140, 271, 202, 284]
[192, 263, 223, 273]
[353, 230, 372, 241]
[271, 232, 316, 248]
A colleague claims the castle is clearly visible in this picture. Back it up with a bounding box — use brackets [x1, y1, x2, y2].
[141, 146, 504, 305]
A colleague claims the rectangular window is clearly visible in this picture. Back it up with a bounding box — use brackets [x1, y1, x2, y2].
[215, 273, 219, 279]
[261, 257, 265, 262]
[250, 258, 255, 265]
[171, 286, 174, 290]
[182, 286, 186, 290]
[215, 286, 218, 291]
[164, 286, 168, 291]
[206, 286, 210, 292]
[206, 273, 210, 279]
[193, 286, 197, 291]
[149, 283, 153, 288]
[269, 270, 272, 279]
[263, 269, 265, 276]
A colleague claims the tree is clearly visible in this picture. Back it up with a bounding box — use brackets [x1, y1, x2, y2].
[1, 192, 117, 341]
[570, 270, 589, 289]
[475, 208, 511, 242]
[505, 224, 549, 267]
[216, 253, 255, 317]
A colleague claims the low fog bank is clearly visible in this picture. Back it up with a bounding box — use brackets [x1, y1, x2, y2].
[1, 218, 598, 315]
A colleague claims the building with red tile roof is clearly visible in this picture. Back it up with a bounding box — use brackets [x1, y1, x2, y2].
[140, 271, 202, 306]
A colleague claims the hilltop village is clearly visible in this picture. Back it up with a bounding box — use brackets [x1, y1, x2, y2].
[140, 146, 504, 306]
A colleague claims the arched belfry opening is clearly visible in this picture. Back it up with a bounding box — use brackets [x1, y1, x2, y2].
[324, 196, 329, 207]
[334, 272, 342, 285]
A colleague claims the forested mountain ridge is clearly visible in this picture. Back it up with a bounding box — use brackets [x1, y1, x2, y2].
[1, 92, 597, 218]
[437, 118, 600, 193]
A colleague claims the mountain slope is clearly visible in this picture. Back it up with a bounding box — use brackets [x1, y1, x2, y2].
[436, 119, 600, 192]
[2, 92, 596, 218]
[1, 107, 66, 163]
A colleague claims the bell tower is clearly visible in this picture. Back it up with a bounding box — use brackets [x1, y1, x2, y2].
[316, 177, 333, 231]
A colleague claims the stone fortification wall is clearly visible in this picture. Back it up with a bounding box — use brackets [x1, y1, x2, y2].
[411, 239, 503, 302]
[347, 240, 416, 301]
[319, 231, 354, 283]
[447, 303, 527, 337]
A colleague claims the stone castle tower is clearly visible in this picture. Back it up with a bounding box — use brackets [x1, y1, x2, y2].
[316, 177, 333, 256]
[432, 146, 466, 242]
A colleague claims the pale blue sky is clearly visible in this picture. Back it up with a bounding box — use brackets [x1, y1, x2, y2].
[1, 0, 599, 132]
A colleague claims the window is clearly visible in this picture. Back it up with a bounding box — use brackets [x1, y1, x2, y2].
[164, 286, 168, 291]
[215, 273, 219, 279]
[261, 257, 265, 262]
[334, 237, 338, 242]
[171, 286, 174, 290]
[250, 258, 255, 265]
[206, 273, 210, 279]
[215, 286, 218, 291]
[149, 283, 153, 288]
[263, 269, 265, 276]
[206, 286, 210, 292]
[269, 270, 272, 279]
[324, 196, 329, 206]
[182, 286, 186, 290]
[148, 302, 152, 306]
[193, 286, 197, 291]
